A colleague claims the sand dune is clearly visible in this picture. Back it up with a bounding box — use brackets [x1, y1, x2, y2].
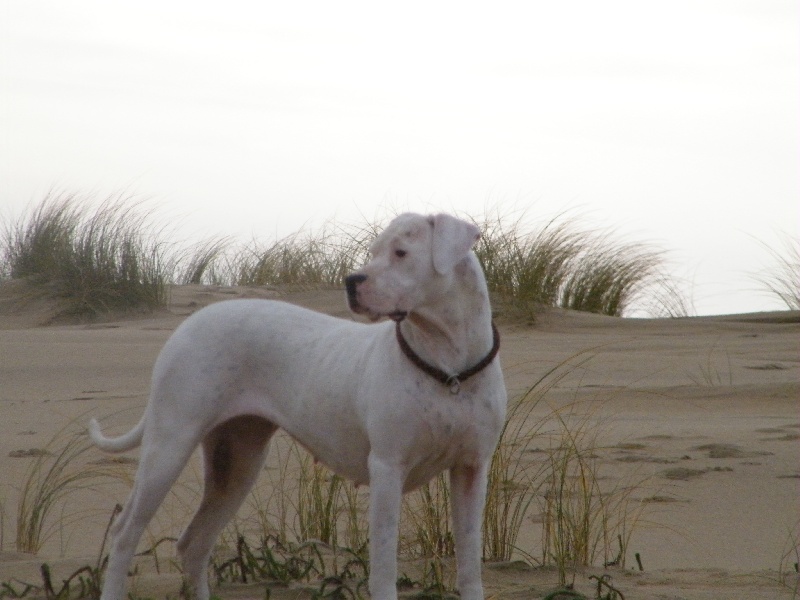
[1, 284, 798, 599]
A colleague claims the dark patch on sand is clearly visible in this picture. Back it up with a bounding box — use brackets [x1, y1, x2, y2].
[89, 456, 138, 466]
[662, 466, 734, 480]
[761, 433, 800, 442]
[692, 443, 772, 459]
[9, 448, 49, 458]
[614, 442, 648, 450]
[641, 495, 684, 504]
[615, 454, 677, 464]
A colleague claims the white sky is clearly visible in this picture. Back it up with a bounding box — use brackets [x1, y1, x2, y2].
[1, 1, 798, 315]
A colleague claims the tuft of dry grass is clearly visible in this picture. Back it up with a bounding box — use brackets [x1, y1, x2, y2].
[3, 194, 78, 281]
[777, 518, 800, 597]
[642, 276, 694, 318]
[15, 421, 130, 554]
[2, 191, 169, 319]
[473, 214, 584, 319]
[538, 404, 648, 584]
[755, 233, 800, 311]
[176, 236, 231, 286]
[559, 240, 663, 317]
[472, 211, 675, 319]
[483, 346, 652, 582]
[296, 455, 345, 546]
[402, 473, 454, 560]
[226, 433, 369, 564]
[482, 351, 597, 562]
[230, 222, 373, 289]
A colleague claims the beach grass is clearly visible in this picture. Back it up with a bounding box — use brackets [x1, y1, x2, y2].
[0, 191, 690, 595]
[2, 368, 657, 596]
[485, 350, 652, 582]
[14, 421, 130, 554]
[402, 472, 454, 560]
[482, 350, 598, 564]
[2, 192, 169, 319]
[539, 404, 648, 585]
[295, 455, 345, 547]
[471, 211, 682, 318]
[559, 240, 663, 317]
[176, 236, 230, 286]
[755, 233, 800, 311]
[776, 519, 800, 598]
[482, 384, 549, 562]
[2, 192, 683, 319]
[232, 222, 372, 289]
[1, 193, 796, 599]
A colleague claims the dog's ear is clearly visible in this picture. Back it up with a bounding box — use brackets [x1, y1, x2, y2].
[431, 214, 481, 275]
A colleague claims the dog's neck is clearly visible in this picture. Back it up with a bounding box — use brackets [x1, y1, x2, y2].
[399, 256, 494, 376]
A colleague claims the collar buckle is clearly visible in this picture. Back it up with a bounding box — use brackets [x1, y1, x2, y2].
[446, 376, 461, 395]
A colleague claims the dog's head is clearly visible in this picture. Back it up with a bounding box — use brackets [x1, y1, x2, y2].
[345, 213, 481, 321]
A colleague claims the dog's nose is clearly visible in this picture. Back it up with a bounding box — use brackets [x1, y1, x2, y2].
[345, 274, 367, 304]
[345, 274, 367, 289]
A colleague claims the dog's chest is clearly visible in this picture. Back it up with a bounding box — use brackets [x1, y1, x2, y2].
[422, 395, 479, 441]
[401, 387, 499, 489]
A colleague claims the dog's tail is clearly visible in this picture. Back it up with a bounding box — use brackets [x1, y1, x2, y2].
[88, 415, 145, 453]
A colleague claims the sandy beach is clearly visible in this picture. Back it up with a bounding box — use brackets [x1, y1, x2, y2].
[1, 283, 798, 599]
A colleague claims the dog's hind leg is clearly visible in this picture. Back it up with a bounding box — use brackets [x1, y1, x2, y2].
[101, 429, 198, 600]
[177, 415, 276, 600]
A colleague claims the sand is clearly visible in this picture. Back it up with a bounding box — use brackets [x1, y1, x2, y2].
[0, 283, 798, 599]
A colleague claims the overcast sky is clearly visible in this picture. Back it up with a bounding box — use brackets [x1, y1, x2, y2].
[1, 1, 798, 315]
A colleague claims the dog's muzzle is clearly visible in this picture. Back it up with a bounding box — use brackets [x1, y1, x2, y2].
[345, 274, 407, 321]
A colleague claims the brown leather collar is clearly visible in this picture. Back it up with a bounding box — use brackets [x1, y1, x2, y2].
[395, 321, 500, 394]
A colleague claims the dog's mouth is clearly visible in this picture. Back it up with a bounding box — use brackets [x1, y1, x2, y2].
[352, 305, 408, 323]
[345, 273, 408, 322]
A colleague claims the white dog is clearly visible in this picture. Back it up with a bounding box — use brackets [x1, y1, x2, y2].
[89, 213, 507, 600]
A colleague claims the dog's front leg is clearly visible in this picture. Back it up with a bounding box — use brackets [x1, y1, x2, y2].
[450, 462, 489, 600]
[367, 454, 404, 600]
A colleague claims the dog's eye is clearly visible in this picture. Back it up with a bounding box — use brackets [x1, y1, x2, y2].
[395, 249, 407, 258]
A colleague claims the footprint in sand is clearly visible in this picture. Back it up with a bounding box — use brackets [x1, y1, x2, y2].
[692, 443, 772, 459]
[612, 442, 678, 464]
[661, 466, 734, 480]
[756, 427, 800, 442]
[764, 433, 800, 441]
[641, 495, 686, 503]
[615, 454, 677, 464]
[661, 467, 708, 480]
